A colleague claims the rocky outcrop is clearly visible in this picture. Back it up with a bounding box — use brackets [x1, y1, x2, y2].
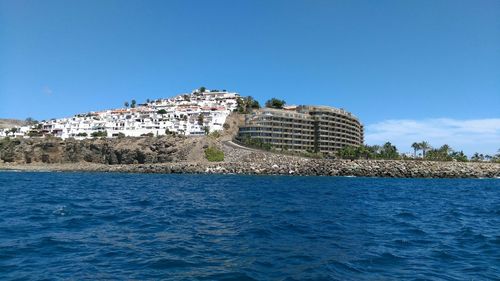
[0, 136, 190, 165]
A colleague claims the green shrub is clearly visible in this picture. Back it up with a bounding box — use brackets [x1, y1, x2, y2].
[209, 131, 221, 139]
[27, 130, 43, 137]
[205, 146, 224, 162]
[91, 131, 107, 138]
[242, 137, 273, 151]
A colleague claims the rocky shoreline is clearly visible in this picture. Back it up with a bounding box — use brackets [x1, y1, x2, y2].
[1, 159, 499, 178]
[1, 135, 499, 178]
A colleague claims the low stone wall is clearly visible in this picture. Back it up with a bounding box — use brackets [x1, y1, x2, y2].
[2, 159, 499, 178]
[126, 160, 500, 178]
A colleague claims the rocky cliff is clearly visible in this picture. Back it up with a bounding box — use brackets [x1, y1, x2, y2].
[0, 135, 196, 164]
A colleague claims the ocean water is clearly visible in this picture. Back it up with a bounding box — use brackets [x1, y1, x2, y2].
[0, 172, 499, 280]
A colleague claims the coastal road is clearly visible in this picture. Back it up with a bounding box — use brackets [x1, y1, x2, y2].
[223, 140, 261, 152]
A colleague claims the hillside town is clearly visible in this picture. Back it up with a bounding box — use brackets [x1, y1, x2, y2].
[0, 88, 239, 139]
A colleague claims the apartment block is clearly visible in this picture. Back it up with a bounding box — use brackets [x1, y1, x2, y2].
[236, 105, 364, 153]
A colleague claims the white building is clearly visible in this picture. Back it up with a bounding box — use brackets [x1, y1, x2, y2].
[1, 89, 240, 139]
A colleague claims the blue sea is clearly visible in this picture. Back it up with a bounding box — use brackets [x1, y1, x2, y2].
[0, 172, 499, 280]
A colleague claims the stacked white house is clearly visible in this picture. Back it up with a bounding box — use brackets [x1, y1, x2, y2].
[0, 89, 240, 139]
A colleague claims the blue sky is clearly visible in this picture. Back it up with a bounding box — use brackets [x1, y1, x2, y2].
[1, 0, 499, 154]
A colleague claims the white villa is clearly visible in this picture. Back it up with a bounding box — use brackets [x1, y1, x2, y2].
[0, 89, 240, 139]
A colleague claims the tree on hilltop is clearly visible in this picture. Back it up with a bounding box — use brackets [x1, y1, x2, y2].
[265, 98, 286, 109]
[124, 101, 129, 108]
[130, 100, 137, 108]
[236, 96, 260, 113]
[25, 117, 38, 126]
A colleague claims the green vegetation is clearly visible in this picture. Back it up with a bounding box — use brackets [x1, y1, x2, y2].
[411, 142, 419, 157]
[197, 114, 204, 125]
[124, 101, 129, 108]
[204, 146, 224, 162]
[336, 142, 400, 160]
[164, 129, 178, 136]
[25, 117, 38, 125]
[411, 141, 432, 157]
[265, 98, 286, 109]
[76, 132, 88, 137]
[379, 142, 399, 159]
[157, 109, 167, 114]
[236, 96, 260, 113]
[27, 130, 43, 137]
[337, 145, 373, 160]
[424, 144, 454, 161]
[116, 132, 126, 139]
[416, 143, 469, 162]
[461, 150, 500, 162]
[91, 131, 107, 138]
[140, 132, 154, 137]
[449, 151, 468, 162]
[199, 86, 206, 93]
[130, 99, 137, 108]
[242, 137, 272, 151]
[240, 137, 323, 158]
[209, 130, 221, 138]
[335, 141, 500, 162]
[203, 126, 210, 135]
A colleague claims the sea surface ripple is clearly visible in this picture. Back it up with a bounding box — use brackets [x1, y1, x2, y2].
[0, 172, 499, 280]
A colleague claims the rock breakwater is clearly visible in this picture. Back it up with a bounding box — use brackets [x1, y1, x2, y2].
[2, 159, 499, 178]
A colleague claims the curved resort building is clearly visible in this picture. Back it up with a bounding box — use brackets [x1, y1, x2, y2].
[236, 105, 364, 154]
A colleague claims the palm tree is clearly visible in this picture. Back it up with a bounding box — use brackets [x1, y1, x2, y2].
[440, 144, 451, 153]
[411, 142, 420, 158]
[124, 101, 129, 108]
[471, 152, 484, 162]
[420, 141, 431, 157]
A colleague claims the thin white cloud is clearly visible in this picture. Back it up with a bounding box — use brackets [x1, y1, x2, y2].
[365, 118, 500, 155]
